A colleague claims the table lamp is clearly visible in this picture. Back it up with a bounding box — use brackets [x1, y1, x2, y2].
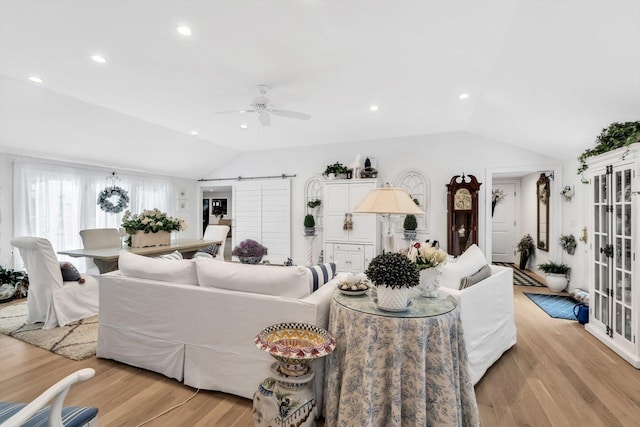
[353, 184, 425, 253]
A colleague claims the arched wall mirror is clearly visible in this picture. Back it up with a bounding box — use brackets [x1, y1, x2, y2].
[536, 173, 550, 252]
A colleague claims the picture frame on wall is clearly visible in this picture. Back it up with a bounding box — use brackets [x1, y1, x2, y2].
[177, 187, 188, 198]
[211, 198, 228, 215]
[177, 199, 189, 212]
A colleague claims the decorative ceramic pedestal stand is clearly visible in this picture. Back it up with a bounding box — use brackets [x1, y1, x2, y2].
[253, 323, 336, 427]
[304, 235, 316, 266]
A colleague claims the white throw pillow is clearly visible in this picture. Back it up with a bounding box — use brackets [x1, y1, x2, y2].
[439, 244, 488, 290]
[195, 258, 310, 298]
[118, 251, 199, 285]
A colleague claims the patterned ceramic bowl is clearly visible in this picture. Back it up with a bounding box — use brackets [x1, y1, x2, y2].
[255, 323, 336, 376]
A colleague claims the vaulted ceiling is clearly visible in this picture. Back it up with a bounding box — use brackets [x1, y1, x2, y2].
[1, 0, 638, 178]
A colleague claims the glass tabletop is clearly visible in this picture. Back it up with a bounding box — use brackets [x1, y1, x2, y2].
[332, 287, 457, 318]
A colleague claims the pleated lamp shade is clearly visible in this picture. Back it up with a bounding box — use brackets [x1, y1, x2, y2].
[353, 187, 425, 215]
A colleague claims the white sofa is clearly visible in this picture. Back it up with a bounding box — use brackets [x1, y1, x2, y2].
[438, 245, 517, 385]
[97, 252, 338, 409]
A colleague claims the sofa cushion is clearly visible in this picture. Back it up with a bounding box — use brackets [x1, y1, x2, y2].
[306, 263, 337, 293]
[460, 264, 492, 289]
[440, 244, 488, 290]
[118, 251, 198, 285]
[195, 258, 310, 298]
[59, 262, 83, 282]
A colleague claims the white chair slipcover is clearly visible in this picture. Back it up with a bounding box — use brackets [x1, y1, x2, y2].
[10, 236, 99, 329]
[203, 225, 230, 260]
[79, 228, 121, 274]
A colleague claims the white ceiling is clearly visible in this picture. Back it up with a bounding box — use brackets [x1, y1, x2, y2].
[1, 0, 638, 179]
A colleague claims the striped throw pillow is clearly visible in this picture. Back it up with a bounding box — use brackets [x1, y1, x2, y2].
[306, 263, 337, 293]
[155, 250, 183, 260]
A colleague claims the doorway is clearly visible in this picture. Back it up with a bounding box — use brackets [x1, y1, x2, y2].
[491, 180, 519, 263]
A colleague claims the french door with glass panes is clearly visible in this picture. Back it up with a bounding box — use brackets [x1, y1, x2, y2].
[586, 143, 639, 368]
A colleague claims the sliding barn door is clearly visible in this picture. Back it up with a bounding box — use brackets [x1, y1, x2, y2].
[232, 179, 291, 264]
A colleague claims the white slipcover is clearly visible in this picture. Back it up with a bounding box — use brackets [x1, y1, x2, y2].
[10, 236, 99, 329]
[439, 265, 517, 384]
[203, 225, 230, 260]
[97, 266, 337, 411]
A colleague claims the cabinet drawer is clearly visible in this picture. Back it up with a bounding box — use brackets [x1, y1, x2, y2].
[334, 244, 364, 252]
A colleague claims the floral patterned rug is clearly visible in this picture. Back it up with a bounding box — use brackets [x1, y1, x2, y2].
[0, 302, 97, 360]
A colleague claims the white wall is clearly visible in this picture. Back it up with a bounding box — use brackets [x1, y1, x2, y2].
[0, 152, 200, 266]
[204, 131, 561, 265]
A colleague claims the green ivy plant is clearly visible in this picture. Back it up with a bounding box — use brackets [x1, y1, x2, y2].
[365, 252, 419, 289]
[538, 261, 571, 276]
[578, 121, 640, 178]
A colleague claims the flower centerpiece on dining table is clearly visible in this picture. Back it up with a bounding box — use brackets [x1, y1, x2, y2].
[232, 239, 268, 264]
[406, 242, 448, 297]
[121, 209, 187, 248]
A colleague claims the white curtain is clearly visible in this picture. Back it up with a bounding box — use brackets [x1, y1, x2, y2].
[13, 161, 172, 271]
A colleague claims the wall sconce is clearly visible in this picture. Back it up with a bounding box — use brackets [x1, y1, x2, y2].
[560, 185, 574, 201]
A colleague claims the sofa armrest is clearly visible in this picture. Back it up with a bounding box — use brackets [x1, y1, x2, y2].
[301, 279, 339, 329]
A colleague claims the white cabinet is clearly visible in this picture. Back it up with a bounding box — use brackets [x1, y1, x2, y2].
[586, 143, 639, 368]
[324, 180, 379, 273]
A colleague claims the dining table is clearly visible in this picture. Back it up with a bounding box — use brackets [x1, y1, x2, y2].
[58, 238, 220, 273]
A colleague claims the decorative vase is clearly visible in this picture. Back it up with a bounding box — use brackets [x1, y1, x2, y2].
[253, 323, 336, 427]
[519, 252, 529, 270]
[239, 256, 263, 264]
[376, 285, 410, 311]
[130, 230, 171, 248]
[403, 230, 417, 240]
[418, 267, 441, 298]
[545, 273, 568, 292]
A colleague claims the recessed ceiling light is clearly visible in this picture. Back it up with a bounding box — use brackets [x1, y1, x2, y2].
[369, 105, 379, 111]
[28, 76, 43, 83]
[458, 93, 470, 100]
[91, 55, 107, 63]
[190, 130, 198, 136]
[240, 124, 248, 129]
[176, 26, 192, 36]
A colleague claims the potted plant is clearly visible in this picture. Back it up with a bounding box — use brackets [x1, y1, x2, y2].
[232, 239, 268, 264]
[121, 209, 187, 248]
[323, 162, 350, 179]
[211, 205, 225, 224]
[559, 234, 577, 255]
[538, 261, 571, 292]
[304, 214, 316, 236]
[403, 214, 418, 240]
[406, 242, 448, 297]
[0, 266, 27, 301]
[365, 252, 419, 311]
[517, 234, 536, 270]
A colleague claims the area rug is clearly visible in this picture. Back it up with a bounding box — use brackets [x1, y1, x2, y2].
[493, 262, 545, 287]
[524, 293, 578, 320]
[0, 302, 97, 360]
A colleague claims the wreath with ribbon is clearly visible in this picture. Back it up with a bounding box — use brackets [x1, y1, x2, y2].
[97, 186, 130, 213]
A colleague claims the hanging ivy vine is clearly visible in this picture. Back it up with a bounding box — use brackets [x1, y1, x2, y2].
[578, 121, 640, 177]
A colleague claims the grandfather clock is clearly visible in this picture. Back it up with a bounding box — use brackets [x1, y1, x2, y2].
[446, 174, 482, 256]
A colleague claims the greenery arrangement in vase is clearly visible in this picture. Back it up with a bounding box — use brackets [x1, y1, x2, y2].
[0, 266, 28, 301]
[121, 209, 187, 247]
[559, 234, 577, 255]
[403, 214, 418, 240]
[538, 261, 571, 292]
[517, 234, 536, 270]
[232, 239, 268, 264]
[365, 252, 419, 311]
[323, 162, 350, 179]
[211, 206, 225, 223]
[304, 214, 316, 236]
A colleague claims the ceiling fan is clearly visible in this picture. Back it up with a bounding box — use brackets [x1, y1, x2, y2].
[216, 84, 311, 126]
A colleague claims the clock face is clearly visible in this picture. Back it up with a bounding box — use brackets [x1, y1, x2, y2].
[454, 189, 472, 210]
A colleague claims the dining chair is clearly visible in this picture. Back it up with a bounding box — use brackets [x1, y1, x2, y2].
[203, 225, 230, 261]
[0, 368, 98, 427]
[79, 228, 121, 274]
[10, 236, 99, 329]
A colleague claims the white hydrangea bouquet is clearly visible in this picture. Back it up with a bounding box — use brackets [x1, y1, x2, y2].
[406, 242, 448, 297]
[121, 209, 187, 234]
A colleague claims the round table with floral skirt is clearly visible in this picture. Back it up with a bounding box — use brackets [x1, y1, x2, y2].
[323, 288, 480, 426]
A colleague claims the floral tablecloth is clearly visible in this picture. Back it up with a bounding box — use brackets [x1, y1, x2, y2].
[324, 290, 480, 426]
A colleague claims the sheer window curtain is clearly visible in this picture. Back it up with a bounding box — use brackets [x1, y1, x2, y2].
[13, 162, 172, 272]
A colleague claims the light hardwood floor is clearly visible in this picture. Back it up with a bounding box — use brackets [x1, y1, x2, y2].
[1, 284, 639, 426]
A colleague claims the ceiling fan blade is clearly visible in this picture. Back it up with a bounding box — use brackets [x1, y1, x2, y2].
[258, 111, 271, 126]
[271, 109, 311, 120]
[215, 109, 256, 114]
